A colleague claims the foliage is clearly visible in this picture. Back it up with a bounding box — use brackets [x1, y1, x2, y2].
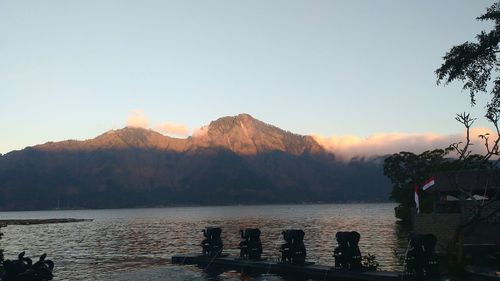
[361, 253, 379, 271]
[0, 148, 391, 210]
[435, 3, 500, 233]
[383, 5, 500, 274]
[383, 147, 491, 221]
[436, 3, 500, 118]
[386, 4, 500, 222]
[383, 149, 450, 220]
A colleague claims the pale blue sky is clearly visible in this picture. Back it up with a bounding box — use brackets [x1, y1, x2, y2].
[0, 0, 496, 154]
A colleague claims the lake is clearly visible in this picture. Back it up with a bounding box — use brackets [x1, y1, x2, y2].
[0, 203, 408, 280]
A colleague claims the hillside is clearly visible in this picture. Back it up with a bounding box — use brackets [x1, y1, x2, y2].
[0, 114, 390, 210]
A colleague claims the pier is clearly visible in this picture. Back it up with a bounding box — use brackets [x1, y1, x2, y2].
[171, 254, 400, 281]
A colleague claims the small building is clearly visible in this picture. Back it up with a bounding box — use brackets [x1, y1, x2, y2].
[413, 170, 500, 268]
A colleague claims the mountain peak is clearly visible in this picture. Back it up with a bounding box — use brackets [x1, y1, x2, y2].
[207, 114, 259, 136]
[32, 114, 324, 155]
[195, 113, 324, 155]
[36, 127, 188, 152]
[235, 113, 254, 121]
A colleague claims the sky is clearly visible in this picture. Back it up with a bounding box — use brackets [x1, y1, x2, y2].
[0, 0, 498, 155]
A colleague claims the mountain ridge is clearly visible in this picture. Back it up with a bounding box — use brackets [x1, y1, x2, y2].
[32, 113, 326, 156]
[0, 114, 390, 211]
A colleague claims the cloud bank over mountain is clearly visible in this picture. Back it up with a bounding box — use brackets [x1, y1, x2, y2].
[124, 109, 496, 161]
[155, 122, 190, 137]
[313, 127, 495, 160]
[126, 109, 150, 128]
[126, 109, 191, 138]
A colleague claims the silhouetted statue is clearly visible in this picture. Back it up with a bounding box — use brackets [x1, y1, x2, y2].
[348, 232, 362, 270]
[280, 229, 306, 264]
[200, 227, 223, 257]
[422, 234, 439, 278]
[239, 228, 262, 260]
[333, 231, 362, 270]
[2, 252, 54, 281]
[403, 234, 440, 278]
[280, 230, 292, 263]
[333, 232, 349, 269]
[239, 230, 248, 258]
[2, 251, 32, 280]
[405, 235, 425, 279]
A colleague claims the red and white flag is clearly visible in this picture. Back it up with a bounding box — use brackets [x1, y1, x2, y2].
[415, 177, 436, 214]
[421, 177, 435, 191]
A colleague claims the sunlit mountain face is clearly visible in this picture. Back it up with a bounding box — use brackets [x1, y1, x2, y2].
[0, 114, 390, 211]
[35, 114, 324, 155]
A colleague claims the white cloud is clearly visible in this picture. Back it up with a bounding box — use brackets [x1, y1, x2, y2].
[312, 127, 496, 161]
[192, 125, 209, 137]
[155, 122, 189, 137]
[126, 109, 149, 128]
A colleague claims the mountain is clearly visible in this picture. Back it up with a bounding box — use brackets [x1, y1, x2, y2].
[0, 114, 390, 210]
[36, 113, 323, 155]
[191, 114, 324, 155]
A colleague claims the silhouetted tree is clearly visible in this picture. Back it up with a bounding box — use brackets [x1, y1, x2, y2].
[436, 3, 500, 117]
[388, 3, 500, 217]
[384, 149, 452, 221]
[436, 3, 500, 229]
[385, 3, 500, 223]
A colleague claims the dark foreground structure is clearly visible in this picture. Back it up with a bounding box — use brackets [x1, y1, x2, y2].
[172, 254, 400, 281]
[172, 227, 444, 281]
[1, 252, 54, 281]
[0, 219, 88, 281]
[413, 170, 500, 280]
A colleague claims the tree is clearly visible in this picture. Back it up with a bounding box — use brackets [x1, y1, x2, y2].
[435, 3, 500, 230]
[383, 149, 451, 221]
[436, 2, 500, 162]
[385, 3, 500, 223]
[384, 3, 500, 271]
[436, 3, 500, 117]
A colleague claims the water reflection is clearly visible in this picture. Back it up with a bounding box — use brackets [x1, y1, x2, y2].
[0, 203, 408, 280]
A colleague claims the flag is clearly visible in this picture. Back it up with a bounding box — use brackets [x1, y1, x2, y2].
[421, 177, 435, 191]
[415, 177, 436, 214]
[415, 186, 420, 214]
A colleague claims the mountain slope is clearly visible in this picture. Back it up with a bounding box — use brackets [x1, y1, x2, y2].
[192, 114, 324, 155]
[0, 114, 390, 210]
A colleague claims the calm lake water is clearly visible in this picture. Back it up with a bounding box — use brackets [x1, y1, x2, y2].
[0, 203, 408, 280]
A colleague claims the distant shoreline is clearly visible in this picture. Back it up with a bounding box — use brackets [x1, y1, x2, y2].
[0, 201, 395, 213]
[0, 218, 92, 226]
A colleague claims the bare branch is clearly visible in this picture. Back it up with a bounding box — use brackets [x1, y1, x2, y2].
[453, 113, 477, 161]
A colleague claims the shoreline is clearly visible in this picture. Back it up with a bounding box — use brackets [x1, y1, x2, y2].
[0, 201, 395, 213]
[0, 218, 92, 226]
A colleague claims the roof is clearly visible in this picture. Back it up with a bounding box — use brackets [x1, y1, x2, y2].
[434, 169, 500, 194]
